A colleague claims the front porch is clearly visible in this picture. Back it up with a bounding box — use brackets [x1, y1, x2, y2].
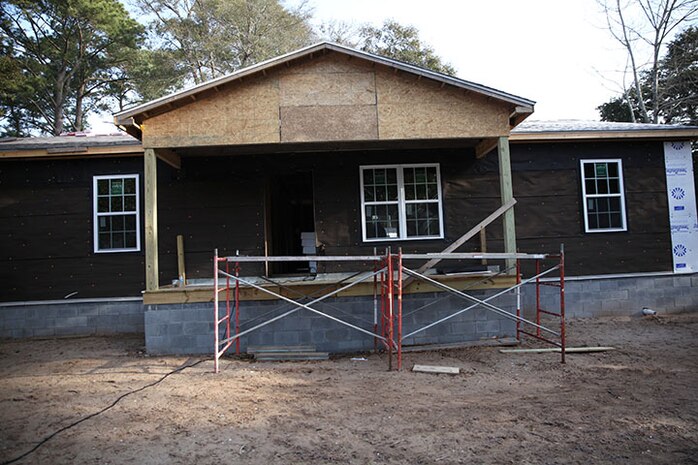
[112, 42, 537, 355]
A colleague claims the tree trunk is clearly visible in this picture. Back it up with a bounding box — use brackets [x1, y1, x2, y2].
[53, 69, 66, 135]
[616, 0, 651, 122]
[75, 82, 85, 132]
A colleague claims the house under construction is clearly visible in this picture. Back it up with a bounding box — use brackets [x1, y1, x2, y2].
[1, 43, 697, 358]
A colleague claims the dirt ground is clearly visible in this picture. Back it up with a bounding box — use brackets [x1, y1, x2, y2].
[1, 314, 697, 465]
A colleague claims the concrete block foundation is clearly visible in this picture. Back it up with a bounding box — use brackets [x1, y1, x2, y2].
[0, 298, 144, 338]
[521, 273, 698, 319]
[1, 273, 696, 356]
[144, 290, 518, 355]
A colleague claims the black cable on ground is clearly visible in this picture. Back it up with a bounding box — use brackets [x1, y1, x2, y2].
[1, 358, 210, 465]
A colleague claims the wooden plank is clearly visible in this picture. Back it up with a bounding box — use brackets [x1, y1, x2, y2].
[155, 148, 181, 169]
[144, 148, 159, 291]
[176, 234, 186, 285]
[498, 136, 516, 270]
[474, 138, 498, 158]
[409, 198, 516, 279]
[401, 252, 545, 260]
[412, 364, 460, 375]
[499, 347, 615, 354]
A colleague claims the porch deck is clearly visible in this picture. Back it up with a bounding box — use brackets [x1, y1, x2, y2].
[142, 270, 517, 305]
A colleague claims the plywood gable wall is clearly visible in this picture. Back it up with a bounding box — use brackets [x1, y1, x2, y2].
[142, 53, 511, 148]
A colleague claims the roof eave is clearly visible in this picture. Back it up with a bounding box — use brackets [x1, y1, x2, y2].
[510, 128, 698, 142]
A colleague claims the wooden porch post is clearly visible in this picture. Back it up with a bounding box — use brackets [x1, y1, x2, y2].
[144, 148, 159, 291]
[497, 136, 517, 270]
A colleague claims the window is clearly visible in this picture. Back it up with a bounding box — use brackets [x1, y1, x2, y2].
[580, 160, 627, 233]
[93, 175, 140, 252]
[360, 164, 444, 241]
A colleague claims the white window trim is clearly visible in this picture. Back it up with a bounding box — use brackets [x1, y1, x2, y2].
[580, 159, 627, 233]
[359, 163, 445, 242]
[93, 174, 141, 253]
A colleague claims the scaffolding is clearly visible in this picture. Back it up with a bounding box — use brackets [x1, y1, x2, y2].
[213, 247, 566, 373]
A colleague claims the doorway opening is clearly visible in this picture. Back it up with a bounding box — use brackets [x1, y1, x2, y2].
[268, 171, 316, 275]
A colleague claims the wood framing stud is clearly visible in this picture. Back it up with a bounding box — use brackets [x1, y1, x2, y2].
[497, 136, 517, 270]
[144, 148, 159, 291]
[177, 234, 186, 284]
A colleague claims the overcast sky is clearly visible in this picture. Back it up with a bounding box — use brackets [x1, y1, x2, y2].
[305, 0, 635, 121]
[91, 0, 681, 132]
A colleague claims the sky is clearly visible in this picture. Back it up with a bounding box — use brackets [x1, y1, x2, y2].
[304, 0, 631, 120]
[89, 0, 679, 133]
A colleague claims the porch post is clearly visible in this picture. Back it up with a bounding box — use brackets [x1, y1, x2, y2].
[144, 148, 159, 291]
[497, 136, 517, 270]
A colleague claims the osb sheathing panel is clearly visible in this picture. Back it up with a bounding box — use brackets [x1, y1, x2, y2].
[278, 54, 378, 141]
[141, 51, 512, 148]
[278, 54, 377, 107]
[279, 72, 376, 107]
[142, 76, 281, 148]
[375, 66, 510, 140]
[281, 105, 378, 142]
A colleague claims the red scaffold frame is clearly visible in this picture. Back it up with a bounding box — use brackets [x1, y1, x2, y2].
[213, 247, 566, 372]
[515, 245, 566, 363]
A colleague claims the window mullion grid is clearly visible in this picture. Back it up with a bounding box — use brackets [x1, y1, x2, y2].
[93, 174, 140, 253]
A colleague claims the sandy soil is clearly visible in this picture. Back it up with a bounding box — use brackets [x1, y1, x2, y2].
[0, 313, 697, 465]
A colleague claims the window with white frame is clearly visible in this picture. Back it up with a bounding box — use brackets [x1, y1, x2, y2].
[360, 164, 444, 241]
[580, 159, 627, 233]
[93, 175, 140, 252]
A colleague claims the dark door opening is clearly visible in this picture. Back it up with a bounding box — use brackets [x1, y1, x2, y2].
[268, 172, 315, 275]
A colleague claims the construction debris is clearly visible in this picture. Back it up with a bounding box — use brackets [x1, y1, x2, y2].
[412, 364, 460, 375]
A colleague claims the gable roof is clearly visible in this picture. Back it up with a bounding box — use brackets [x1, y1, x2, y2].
[113, 41, 535, 134]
